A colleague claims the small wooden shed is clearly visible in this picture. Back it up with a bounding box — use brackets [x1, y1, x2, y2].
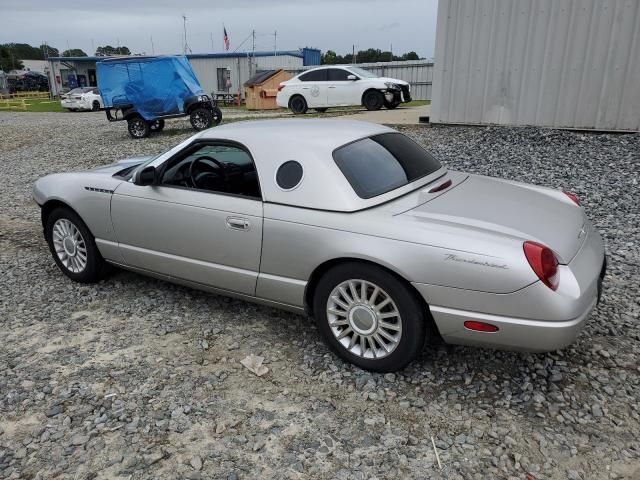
[244, 69, 291, 110]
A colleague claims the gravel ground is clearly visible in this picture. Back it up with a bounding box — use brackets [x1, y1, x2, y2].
[0, 111, 639, 480]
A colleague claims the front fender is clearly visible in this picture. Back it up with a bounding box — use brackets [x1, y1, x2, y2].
[34, 173, 124, 242]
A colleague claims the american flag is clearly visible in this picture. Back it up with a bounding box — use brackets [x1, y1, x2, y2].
[223, 27, 230, 51]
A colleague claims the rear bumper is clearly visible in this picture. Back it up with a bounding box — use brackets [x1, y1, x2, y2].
[429, 297, 597, 352]
[415, 222, 605, 352]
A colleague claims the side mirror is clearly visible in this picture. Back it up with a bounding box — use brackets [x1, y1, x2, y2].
[347, 75, 357, 81]
[134, 165, 157, 186]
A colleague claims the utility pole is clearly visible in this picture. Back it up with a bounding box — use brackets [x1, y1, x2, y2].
[150, 36, 155, 55]
[210, 32, 214, 52]
[352, 44, 355, 64]
[250, 29, 256, 77]
[182, 15, 191, 54]
[274, 31, 277, 57]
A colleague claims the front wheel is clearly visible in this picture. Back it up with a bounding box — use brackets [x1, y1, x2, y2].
[45, 207, 105, 283]
[363, 90, 384, 111]
[384, 100, 401, 109]
[92, 100, 101, 111]
[289, 95, 308, 115]
[313, 262, 426, 372]
[127, 115, 150, 139]
[190, 108, 213, 130]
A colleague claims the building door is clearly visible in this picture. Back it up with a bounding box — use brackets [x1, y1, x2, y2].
[88, 69, 97, 86]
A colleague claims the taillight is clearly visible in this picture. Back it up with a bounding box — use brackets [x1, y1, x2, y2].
[564, 191, 580, 206]
[523, 241, 560, 291]
[277, 83, 285, 92]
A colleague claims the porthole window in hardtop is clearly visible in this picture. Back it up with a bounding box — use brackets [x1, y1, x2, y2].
[333, 133, 442, 199]
[276, 160, 303, 190]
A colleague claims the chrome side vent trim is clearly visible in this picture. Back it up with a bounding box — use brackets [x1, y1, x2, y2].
[84, 186, 114, 194]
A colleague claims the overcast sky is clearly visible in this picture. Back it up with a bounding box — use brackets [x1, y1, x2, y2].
[0, 0, 438, 58]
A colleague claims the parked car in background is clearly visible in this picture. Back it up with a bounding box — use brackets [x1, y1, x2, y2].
[61, 87, 103, 112]
[276, 65, 412, 114]
[97, 55, 222, 139]
[33, 119, 605, 372]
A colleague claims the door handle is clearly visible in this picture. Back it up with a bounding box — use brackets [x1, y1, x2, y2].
[328, 86, 336, 89]
[226, 216, 250, 231]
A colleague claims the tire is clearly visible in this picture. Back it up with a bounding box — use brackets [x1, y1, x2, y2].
[91, 100, 101, 111]
[127, 115, 150, 139]
[190, 107, 213, 131]
[363, 90, 384, 111]
[289, 95, 308, 115]
[210, 106, 222, 126]
[313, 262, 426, 372]
[384, 100, 401, 109]
[149, 119, 165, 132]
[45, 207, 104, 283]
[314, 108, 328, 113]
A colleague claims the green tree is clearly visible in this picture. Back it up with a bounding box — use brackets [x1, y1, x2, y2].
[61, 49, 87, 57]
[0, 46, 24, 72]
[40, 44, 59, 58]
[95, 45, 131, 56]
[0, 43, 44, 60]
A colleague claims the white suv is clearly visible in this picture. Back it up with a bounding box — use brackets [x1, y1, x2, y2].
[276, 66, 411, 114]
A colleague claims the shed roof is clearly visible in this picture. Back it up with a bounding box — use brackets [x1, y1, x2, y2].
[244, 69, 282, 87]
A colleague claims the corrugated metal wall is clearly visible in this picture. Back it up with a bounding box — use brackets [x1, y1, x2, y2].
[431, 0, 640, 131]
[188, 55, 304, 99]
[291, 61, 434, 100]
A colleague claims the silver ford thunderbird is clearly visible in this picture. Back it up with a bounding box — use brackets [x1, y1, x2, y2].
[33, 120, 606, 371]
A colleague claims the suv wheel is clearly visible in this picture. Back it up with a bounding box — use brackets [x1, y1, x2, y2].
[149, 119, 165, 132]
[127, 115, 150, 139]
[190, 108, 213, 130]
[313, 262, 426, 372]
[289, 95, 308, 115]
[210, 106, 223, 126]
[363, 90, 384, 111]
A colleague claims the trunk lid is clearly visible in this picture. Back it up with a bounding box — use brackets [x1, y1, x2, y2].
[397, 174, 586, 262]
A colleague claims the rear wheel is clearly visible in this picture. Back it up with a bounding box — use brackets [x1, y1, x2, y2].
[289, 95, 308, 115]
[127, 115, 150, 139]
[313, 262, 426, 372]
[363, 90, 384, 111]
[190, 108, 213, 131]
[149, 119, 165, 132]
[384, 99, 401, 109]
[92, 100, 101, 111]
[45, 207, 104, 283]
[210, 106, 222, 126]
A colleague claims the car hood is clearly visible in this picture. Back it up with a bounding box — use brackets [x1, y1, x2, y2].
[89, 156, 152, 175]
[377, 77, 409, 86]
[397, 173, 586, 263]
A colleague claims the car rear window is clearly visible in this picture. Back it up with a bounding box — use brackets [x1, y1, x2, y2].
[333, 133, 441, 199]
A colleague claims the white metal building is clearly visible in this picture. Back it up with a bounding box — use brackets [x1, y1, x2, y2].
[46, 49, 320, 98]
[431, 0, 640, 131]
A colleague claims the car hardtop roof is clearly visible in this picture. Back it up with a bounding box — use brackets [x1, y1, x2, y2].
[199, 118, 393, 151]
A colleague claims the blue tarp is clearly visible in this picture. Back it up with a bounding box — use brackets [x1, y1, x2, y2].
[97, 56, 205, 120]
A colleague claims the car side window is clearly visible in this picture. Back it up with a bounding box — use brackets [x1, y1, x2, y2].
[299, 69, 328, 82]
[160, 143, 261, 199]
[327, 69, 350, 81]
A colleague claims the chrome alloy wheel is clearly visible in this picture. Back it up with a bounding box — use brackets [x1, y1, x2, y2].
[326, 279, 402, 359]
[52, 219, 88, 273]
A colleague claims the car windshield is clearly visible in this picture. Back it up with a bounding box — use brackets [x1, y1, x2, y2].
[69, 87, 93, 94]
[333, 133, 442, 199]
[346, 67, 377, 78]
